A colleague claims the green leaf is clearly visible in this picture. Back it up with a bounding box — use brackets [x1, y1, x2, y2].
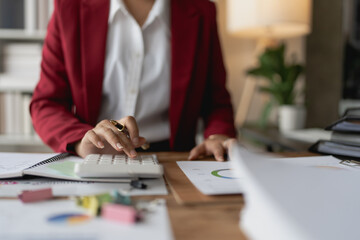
[247, 68, 274, 81]
[246, 43, 304, 106]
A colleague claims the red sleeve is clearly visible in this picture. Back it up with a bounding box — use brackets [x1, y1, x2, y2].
[202, 2, 236, 139]
[30, 1, 92, 153]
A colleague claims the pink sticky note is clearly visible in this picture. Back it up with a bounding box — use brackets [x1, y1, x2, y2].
[18, 188, 53, 203]
[101, 203, 138, 224]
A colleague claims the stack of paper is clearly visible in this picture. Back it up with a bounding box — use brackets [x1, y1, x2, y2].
[229, 142, 360, 240]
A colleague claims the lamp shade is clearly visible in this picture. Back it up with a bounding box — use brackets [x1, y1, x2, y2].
[227, 0, 312, 39]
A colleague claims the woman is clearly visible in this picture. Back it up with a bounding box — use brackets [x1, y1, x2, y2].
[30, 0, 236, 161]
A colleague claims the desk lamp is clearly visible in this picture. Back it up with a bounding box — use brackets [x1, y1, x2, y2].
[227, 0, 312, 127]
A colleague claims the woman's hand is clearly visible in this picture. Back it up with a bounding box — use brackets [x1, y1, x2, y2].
[188, 134, 237, 161]
[75, 116, 146, 158]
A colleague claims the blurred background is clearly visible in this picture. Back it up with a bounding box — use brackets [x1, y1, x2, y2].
[0, 0, 358, 152]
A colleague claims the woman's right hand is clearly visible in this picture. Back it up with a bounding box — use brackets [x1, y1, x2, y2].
[75, 116, 146, 158]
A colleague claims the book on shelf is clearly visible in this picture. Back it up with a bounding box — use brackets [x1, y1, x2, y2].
[0, 74, 39, 92]
[0, 93, 5, 133]
[0, 0, 53, 32]
[310, 107, 360, 159]
[1, 42, 42, 78]
[0, 0, 24, 29]
[0, 92, 35, 136]
[24, 0, 37, 33]
[3, 92, 16, 135]
[22, 93, 33, 135]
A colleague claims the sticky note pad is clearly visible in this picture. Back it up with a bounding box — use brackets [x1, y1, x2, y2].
[18, 188, 53, 203]
[101, 203, 138, 224]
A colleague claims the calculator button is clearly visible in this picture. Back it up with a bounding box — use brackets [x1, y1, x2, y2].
[100, 155, 113, 161]
[142, 159, 154, 162]
[141, 156, 154, 161]
[86, 155, 99, 162]
[114, 155, 126, 161]
[113, 160, 126, 165]
[128, 160, 141, 165]
[142, 161, 155, 165]
[99, 160, 112, 165]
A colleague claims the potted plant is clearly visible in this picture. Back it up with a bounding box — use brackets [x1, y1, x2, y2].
[247, 43, 306, 131]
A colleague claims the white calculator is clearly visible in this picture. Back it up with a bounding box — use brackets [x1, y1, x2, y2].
[75, 154, 163, 178]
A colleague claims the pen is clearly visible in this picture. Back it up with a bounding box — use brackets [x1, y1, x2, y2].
[110, 119, 150, 150]
[130, 180, 147, 190]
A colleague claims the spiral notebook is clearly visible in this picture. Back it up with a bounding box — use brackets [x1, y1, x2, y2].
[0, 152, 131, 183]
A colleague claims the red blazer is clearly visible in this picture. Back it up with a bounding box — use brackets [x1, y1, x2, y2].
[30, 0, 236, 153]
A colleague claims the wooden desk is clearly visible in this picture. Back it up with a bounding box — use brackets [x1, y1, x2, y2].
[154, 151, 317, 239]
[151, 152, 246, 240]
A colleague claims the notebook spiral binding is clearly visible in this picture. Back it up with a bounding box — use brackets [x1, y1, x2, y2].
[26, 153, 71, 170]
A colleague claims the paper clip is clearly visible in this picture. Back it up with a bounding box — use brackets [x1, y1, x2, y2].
[340, 159, 360, 168]
[18, 188, 53, 203]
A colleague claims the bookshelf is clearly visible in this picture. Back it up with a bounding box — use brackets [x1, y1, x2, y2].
[0, 0, 53, 153]
[0, 29, 46, 40]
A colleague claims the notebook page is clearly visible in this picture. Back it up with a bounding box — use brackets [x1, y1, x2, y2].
[23, 155, 131, 183]
[0, 152, 57, 178]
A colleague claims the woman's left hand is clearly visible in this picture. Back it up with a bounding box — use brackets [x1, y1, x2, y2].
[188, 134, 237, 161]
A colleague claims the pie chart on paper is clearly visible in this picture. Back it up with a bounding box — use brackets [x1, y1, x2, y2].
[47, 213, 91, 225]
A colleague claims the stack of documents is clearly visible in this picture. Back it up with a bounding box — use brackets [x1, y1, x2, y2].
[310, 107, 360, 159]
[229, 142, 360, 240]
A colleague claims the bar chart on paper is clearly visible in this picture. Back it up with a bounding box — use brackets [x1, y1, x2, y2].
[177, 161, 243, 195]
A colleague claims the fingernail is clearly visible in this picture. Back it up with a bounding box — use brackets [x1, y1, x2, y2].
[130, 150, 137, 157]
[116, 143, 123, 150]
[98, 142, 104, 148]
[132, 137, 139, 145]
[218, 156, 225, 161]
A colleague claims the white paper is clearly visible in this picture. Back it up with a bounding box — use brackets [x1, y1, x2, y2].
[0, 177, 168, 197]
[0, 199, 174, 240]
[229, 142, 360, 240]
[270, 155, 360, 171]
[0, 152, 57, 178]
[177, 161, 243, 195]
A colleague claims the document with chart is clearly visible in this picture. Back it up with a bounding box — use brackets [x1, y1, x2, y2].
[177, 161, 243, 195]
[0, 199, 174, 240]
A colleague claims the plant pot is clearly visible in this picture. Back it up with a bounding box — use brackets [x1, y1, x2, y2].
[278, 105, 306, 132]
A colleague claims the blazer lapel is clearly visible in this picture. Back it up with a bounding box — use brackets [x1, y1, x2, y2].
[80, 0, 109, 125]
[170, 0, 200, 146]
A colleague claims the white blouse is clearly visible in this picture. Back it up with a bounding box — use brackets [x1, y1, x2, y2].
[97, 0, 171, 142]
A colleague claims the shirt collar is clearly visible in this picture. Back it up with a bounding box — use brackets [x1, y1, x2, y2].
[108, 0, 170, 32]
[108, 0, 123, 23]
